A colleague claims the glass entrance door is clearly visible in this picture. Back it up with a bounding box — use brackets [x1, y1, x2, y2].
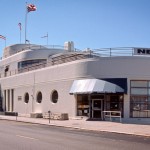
[92, 99, 103, 119]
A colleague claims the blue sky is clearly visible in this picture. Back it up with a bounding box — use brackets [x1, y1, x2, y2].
[0, 0, 150, 56]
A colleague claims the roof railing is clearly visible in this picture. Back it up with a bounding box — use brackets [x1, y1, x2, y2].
[92, 47, 135, 57]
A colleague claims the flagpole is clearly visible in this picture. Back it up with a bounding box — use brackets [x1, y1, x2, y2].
[41, 33, 48, 45]
[24, 3, 37, 44]
[25, 3, 27, 44]
[47, 32, 48, 45]
[20, 25, 21, 43]
[19, 23, 21, 44]
[20, 29, 21, 43]
[0, 35, 6, 47]
[5, 39, 6, 47]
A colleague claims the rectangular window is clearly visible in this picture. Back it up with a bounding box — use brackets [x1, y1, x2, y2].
[131, 81, 147, 87]
[77, 95, 89, 116]
[4, 90, 6, 111]
[8, 90, 10, 111]
[131, 88, 148, 95]
[11, 89, 14, 112]
[130, 80, 150, 118]
[147, 89, 150, 96]
[103, 95, 124, 117]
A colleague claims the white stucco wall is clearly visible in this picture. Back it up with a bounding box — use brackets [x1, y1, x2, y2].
[1, 55, 150, 119]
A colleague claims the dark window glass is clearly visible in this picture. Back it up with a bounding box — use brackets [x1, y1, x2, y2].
[105, 95, 124, 117]
[18, 59, 46, 69]
[24, 93, 29, 103]
[37, 91, 42, 103]
[51, 90, 58, 103]
[77, 95, 89, 116]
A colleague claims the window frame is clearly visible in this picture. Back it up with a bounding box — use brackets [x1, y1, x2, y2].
[130, 80, 150, 118]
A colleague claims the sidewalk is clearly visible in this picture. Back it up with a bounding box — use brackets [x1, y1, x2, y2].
[0, 115, 150, 137]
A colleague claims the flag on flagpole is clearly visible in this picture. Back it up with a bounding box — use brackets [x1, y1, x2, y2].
[41, 33, 48, 38]
[27, 4, 37, 12]
[0, 35, 6, 40]
[41, 35, 48, 38]
[26, 39, 30, 43]
[41, 33, 48, 45]
[25, 3, 37, 44]
[18, 23, 22, 30]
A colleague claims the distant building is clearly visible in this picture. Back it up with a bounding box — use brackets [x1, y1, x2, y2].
[0, 42, 150, 122]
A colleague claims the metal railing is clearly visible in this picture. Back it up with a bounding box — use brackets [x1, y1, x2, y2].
[9, 44, 81, 56]
[0, 53, 90, 78]
[92, 47, 135, 57]
[0, 47, 146, 78]
[49, 52, 93, 65]
[3, 44, 69, 59]
[18, 62, 47, 73]
[103, 111, 122, 122]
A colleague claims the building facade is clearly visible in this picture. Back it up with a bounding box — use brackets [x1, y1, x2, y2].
[0, 43, 150, 122]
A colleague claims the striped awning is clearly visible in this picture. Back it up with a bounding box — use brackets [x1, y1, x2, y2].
[69, 79, 124, 94]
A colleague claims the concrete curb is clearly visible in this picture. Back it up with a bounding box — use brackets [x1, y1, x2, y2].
[1, 117, 150, 138]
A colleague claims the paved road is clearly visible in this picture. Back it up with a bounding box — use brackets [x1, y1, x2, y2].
[0, 120, 150, 150]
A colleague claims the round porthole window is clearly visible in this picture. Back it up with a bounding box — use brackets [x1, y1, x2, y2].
[24, 92, 29, 103]
[36, 91, 42, 103]
[51, 90, 58, 103]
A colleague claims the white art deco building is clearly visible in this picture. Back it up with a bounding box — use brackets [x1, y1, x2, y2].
[0, 42, 150, 122]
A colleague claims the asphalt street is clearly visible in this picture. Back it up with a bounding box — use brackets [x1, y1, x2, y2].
[0, 120, 150, 150]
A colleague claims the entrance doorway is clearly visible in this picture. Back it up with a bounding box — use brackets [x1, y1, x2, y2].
[92, 99, 103, 119]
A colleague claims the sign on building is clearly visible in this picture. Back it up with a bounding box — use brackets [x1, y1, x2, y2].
[134, 48, 150, 55]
